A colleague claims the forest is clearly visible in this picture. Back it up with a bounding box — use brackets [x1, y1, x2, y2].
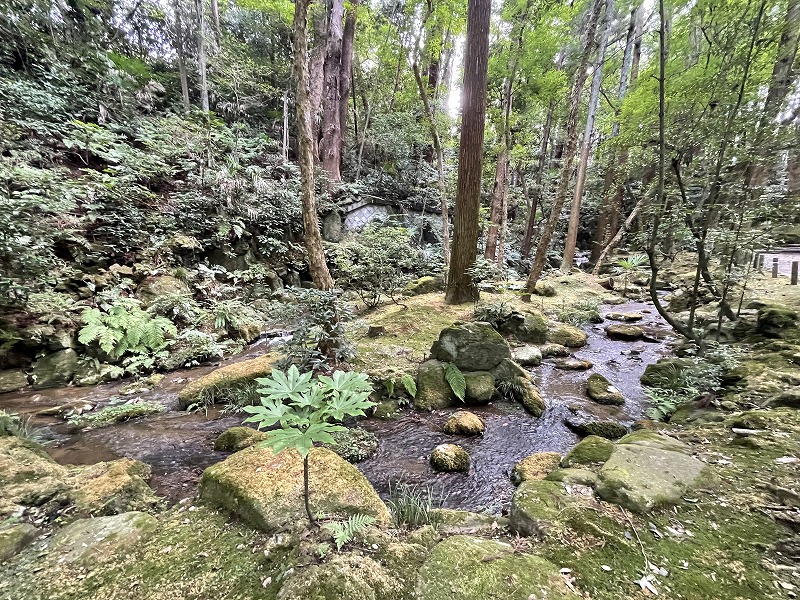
[0, 0, 799, 598]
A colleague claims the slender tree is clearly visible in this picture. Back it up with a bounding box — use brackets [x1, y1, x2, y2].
[561, 0, 614, 271]
[445, 0, 491, 304]
[524, 0, 604, 292]
[294, 0, 334, 290]
[196, 0, 209, 112]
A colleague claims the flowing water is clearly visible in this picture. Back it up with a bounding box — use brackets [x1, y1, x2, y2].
[0, 300, 674, 512]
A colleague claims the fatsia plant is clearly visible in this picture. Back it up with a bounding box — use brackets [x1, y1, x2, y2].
[242, 365, 375, 524]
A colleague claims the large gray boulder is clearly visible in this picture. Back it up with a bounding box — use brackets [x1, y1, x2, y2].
[595, 431, 705, 513]
[430, 322, 511, 371]
[48, 512, 158, 565]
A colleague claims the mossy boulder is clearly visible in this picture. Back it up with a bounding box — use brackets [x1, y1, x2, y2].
[430, 444, 470, 472]
[553, 357, 593, 371]
[213, 426, 267, 452]
[30, 348, 78, 389]
[585, 373, 625, 405]
[403, 275, 444, 296]
[771, 389, 800, 409]
[534, 281, 557, 297]
[443, 410, 485, 435]
[640, 358, 691, 388]
[605, 324, 644, 341]
[0, 370, 28, 394]
[277, 553, 400, 600]
[427, 509, 508, 534]
[561, 435, 614, 467]
[606, 312, 643, 322]
[513, 310, 549, 344]
[69, 458, 161, 516]
[616, 429, 690, 453]
[430, 321, 511, 371]
[547, 324, 588, 348]
[415, 359, 457, 411]
[510, 480, 589, 538]
[416, 535, 579, 600]
[565, 419, 628, 440]
[595, 434, 705, 513]
[324, 427, 379, 462]
[0, 436, 69, 517]
[177, 353, 278, 409]
[756, 305, 798, 338]
[199, 446, 391, 531]
[512, 345, 542, 367]
[48, 511, 159, 566]
[0, 523, 38, 562]
[463, 371, 495, 403]
[519, 382, 546, 417]
[545, 468, 599, 487]
[540, 343, 570, 357]
[373, 398, 402, 419]
[136, 275, 190, 304]
[510, 452, 562, 485]
[491, 357, 532, 383]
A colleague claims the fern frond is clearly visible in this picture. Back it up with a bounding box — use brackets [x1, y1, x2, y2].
[322, 514, 376, 551]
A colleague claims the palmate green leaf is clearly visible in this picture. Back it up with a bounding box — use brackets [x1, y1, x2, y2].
[257, 364, 314, 402]
[319, 370, 371, 394]
[242, 400, 293, 428]
[325, 389, 375, 422]
[400, 373, 417, 398]
[262, 422, 347, 458]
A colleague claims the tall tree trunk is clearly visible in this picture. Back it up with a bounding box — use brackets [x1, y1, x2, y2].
[294, 0, 334, 290]
[485, 143, 508, 261]
[524, 0, 604, 293]
[590, 3, 641, 264]
[173, 0, 190, 111]
[209, 0, 220, 38]
[520, 101, 554, 259]
[338, 0, 358, 163]
[309, 6, 327, 159]
[561, 0, 614, 272]
[196, 0, 209, 112]
[282, 90, 289, 163]
[445, 0, 491, 304]
[320, 0, 345, 187]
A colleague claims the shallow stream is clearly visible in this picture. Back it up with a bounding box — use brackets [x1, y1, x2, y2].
[0, 299, 674, 512]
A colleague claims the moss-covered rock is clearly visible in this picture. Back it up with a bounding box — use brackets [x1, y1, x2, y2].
[443, 411, 485, 435]
[430, 322, 511, 371]
[605, 312, 643, 322]
[30, 349, 78, 389]
[324, 427, 379, 462]
[534, 281, 557, 297]
[756, 305, 798, 338]
[512, 345, 542, 366]
[595, 438, 705, 513]
[771, 389, 800, 408]
[519, 383, 546, 417]
[585, 373, 625, 406]
[510, 452, 562, 485]
[640, 358, 692, 388]
[491, 357, 532, 383]
[0, 523, 38, 562]
[415, 359, 457, 411]
[430, 444, 470, 472]
[565, 419, 628, 440]
[49, 512, 158, 566]
[416, 535, 579, 600]
[403, 275, 444, 296]
[604, 324, 644, 341]
[509, 480, 589, 538]
[561, 435, 614, 467]
[0, 370, 28, 394]
[0, 436, 69, 517]
[277, 554, 400, 600]
[373, 399, 402, 419]
[426, 509, 508, 534]
[545, 468, 599, 487]
[68, 401, 163, 428]
[69, 458, 161, 516]
[540, 343, 570, 357]
[177, 353, 278, 409]
[213, 426, 267, 452]
[136, 275, 190, 304]
[616, 429, 690, 453]
[553, 357, 593, 371]
[547, 324, 588, 348]
[199, 446, 391, 531]
[463, 371, 494, 403]
[513, 310, 549, 344]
